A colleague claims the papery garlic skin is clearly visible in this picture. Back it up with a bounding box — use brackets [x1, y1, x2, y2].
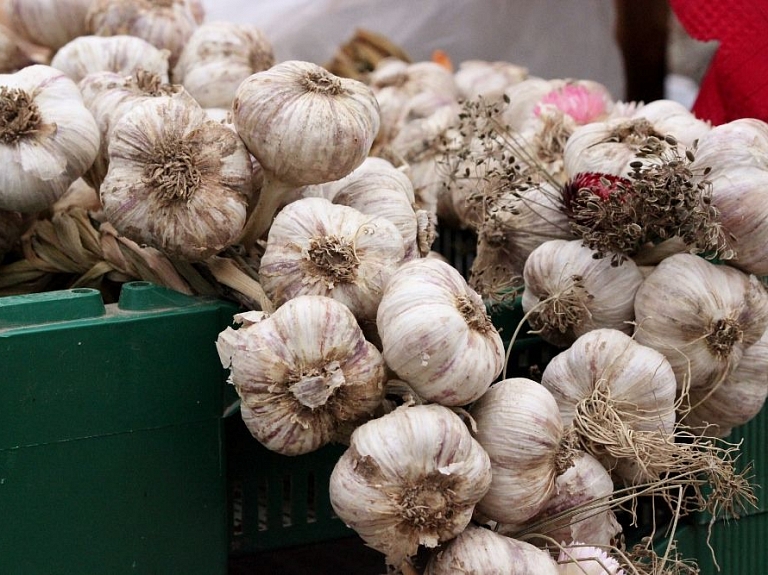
[259, 196, 405, 321]
[453, 59, 528, 101]
[502, 452, 621, 549]
[173, 21, 275, 108]
[424, 525, 559, 575]
[690, 118, 768, 275]
[522, 239, 644, 347]
[377, 257, 504, 406]
[233, 60, 380, 187]
[217, 296, 387, 456]
[304, 157, 427, 259]
[0, 65, 100, 213]
[5, 0, 92, 50]
[684, 327, 768, 437]
[86, 0, 203, 67]
[634, 253, 768, 390]
[0, 209, 24, 260]
[541, 328, 678, 483]
[100, 95, 252, 261]
[470, 377, 571, 525]
[329, 404, 492, 567]
[51, 35, 171, 84]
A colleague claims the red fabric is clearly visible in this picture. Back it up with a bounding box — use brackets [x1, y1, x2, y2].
[669, 0, 768, 124]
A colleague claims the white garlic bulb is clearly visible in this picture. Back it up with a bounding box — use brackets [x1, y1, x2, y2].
[217, 297, 387, 456]
[329, 404, 492, 567]
[4, 0, 92, 50]
[377, 257, 504, 406]
[683, 328, 768, 438]
[79, 70, 196, 190]
[689, 118, 768, 275]
[100, 95, 253, 261]
[368, 58, 458, 150]
[51, 35, 171, 84]
[540, 328, 678, 484]
[233, 60, 380, 244]
[470, 377, 574, 524]
[469, 181, 575, 298]
[424, 525, 559, 575]
[522, 239, 644, 347]
[172, 21, 275, 108]
[305, 157, 429, 260]
[634, 254, 768, 391]
[259, 196, 405, 322]
[557, 545, 624, 575]
[503, 452, 621, 550]
[563, 100, 708, 180]
[86, 0, 203, 68]
[0, 65, 100, 213]
[453, 59, 528, 101]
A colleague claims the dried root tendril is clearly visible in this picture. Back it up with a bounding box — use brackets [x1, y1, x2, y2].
[306, 234, 360, 284]
[528, 274, 593, 336]
[144, 139, 202, 202]
[0, 87, 41, 144]
[572, 380, 756, 522]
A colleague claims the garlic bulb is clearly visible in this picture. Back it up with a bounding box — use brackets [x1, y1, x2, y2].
[217, 297, 387, 456]
[51, 35, 171, 84]
[683, 328, 768, 438]
[368, 58, 458, 149]
[424, 525, 559, 575]
[172, 21, 275, 108]
[232, 60, 380, 244]
[329, 404, 492, 567]
[469, 181, 574, 299]
[503, 452, 621, 549]
[0, 65, 100, 213]
[689, 118, 768, 275]
[634, 254, 768, 391]
[453, 59, 528, 101]
[557, 545, 624, 575]
[85, 0, 203, 68]
[79, 70, 196, 189]
[470, 377, 574, 524]
[0, 25, 34, 73]
[259, 196, 405, 322]
[100, 95, 253, 261]
[522, 239, 644, 347]
[4, 0, 92, 50]
[377, 257, 504, 406]
[304, 156, 430, 260]
[563, 100, 709, 180]
[540, 328, 678, 484]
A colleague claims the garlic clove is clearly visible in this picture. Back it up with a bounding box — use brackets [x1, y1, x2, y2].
[329, 404, 492, 567]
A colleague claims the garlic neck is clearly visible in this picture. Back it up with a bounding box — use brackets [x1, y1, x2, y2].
[302, 70, 343, 96]
[0, 87, 41, 144]
[455, 293, 494, 333]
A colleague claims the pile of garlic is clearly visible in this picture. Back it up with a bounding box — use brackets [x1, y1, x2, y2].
[0, 6, 766, 575]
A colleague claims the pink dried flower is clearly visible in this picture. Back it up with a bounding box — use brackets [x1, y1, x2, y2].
[535, 84, 610, 125]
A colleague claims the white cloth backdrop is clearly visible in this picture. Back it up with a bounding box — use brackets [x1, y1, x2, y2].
[200, 0, 626, 100]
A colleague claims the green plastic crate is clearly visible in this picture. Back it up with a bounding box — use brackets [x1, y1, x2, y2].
[0, 282, 238, 575]
[654, 512, 768, 575]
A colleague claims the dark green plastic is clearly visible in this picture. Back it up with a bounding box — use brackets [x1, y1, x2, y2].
[0, 282, 239, 575]
[226, 415, 354, 554]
